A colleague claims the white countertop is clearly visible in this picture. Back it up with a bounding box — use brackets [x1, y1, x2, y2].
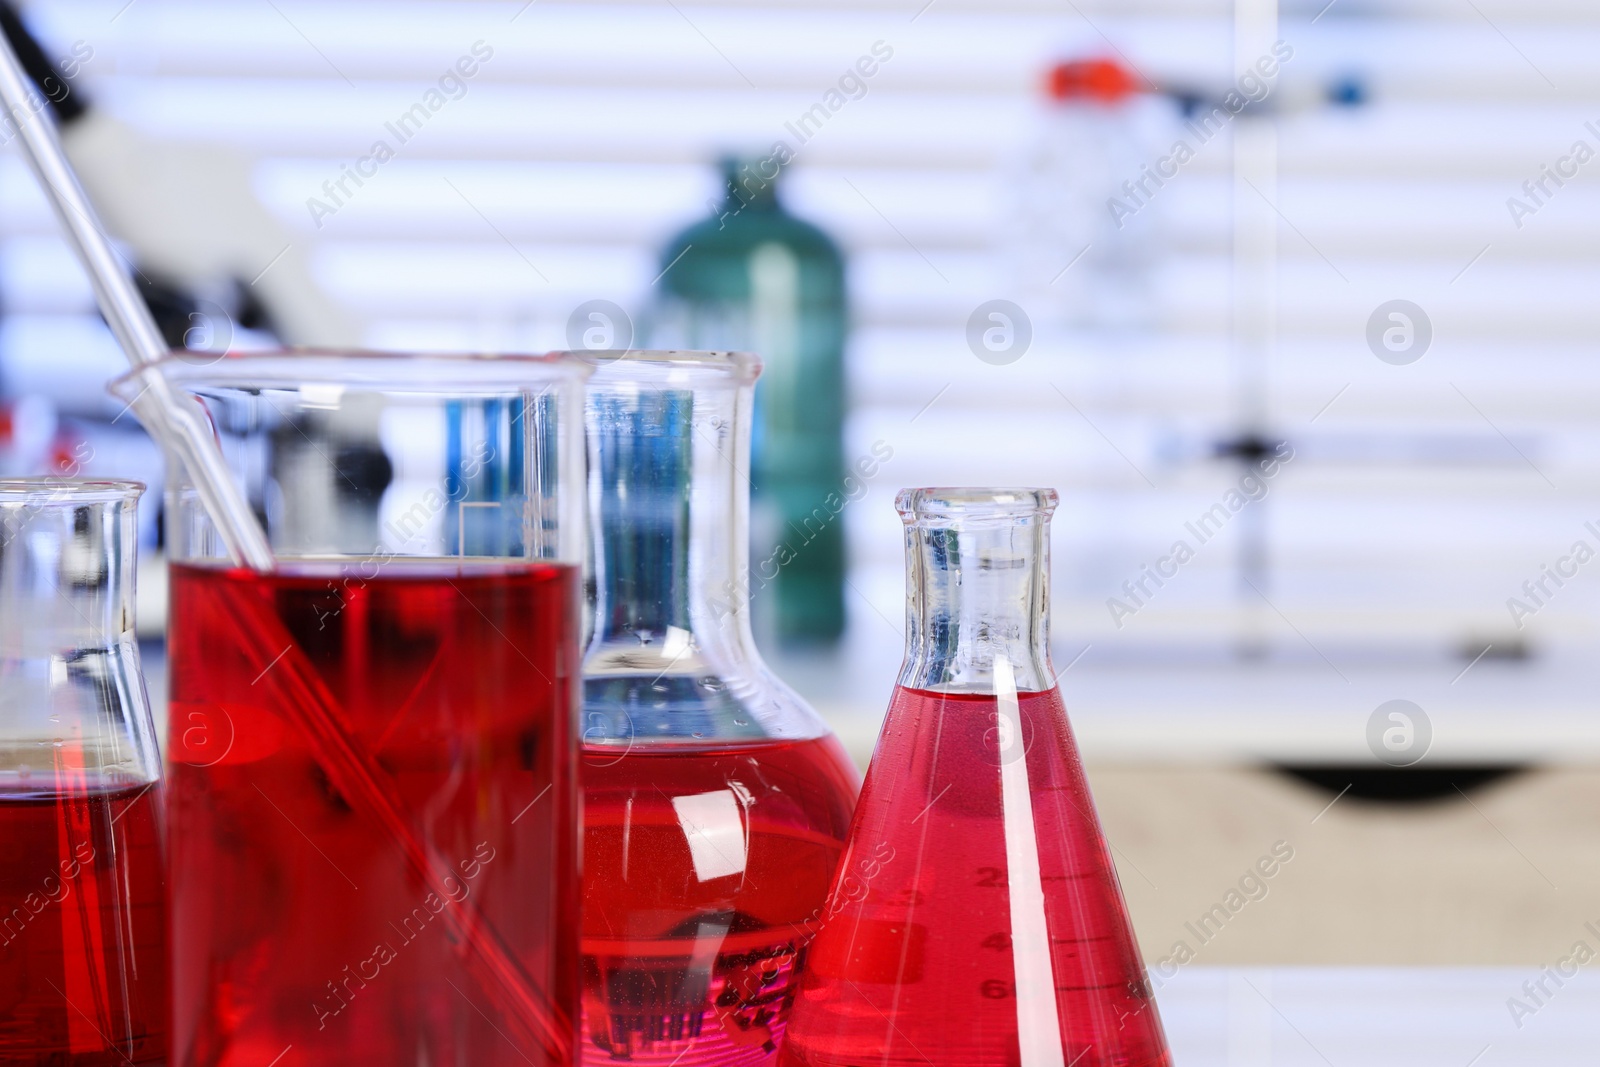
[1157, 968, 1597, 1066]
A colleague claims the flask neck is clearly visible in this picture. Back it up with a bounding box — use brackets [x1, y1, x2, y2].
[720, 156, 783, 214]
[584, 357, 805, 742]
[0, 484, 139, 658]
[896, 489, 1058, 694]
[588, 388, 744, 647]
[0, 479, 161, 785]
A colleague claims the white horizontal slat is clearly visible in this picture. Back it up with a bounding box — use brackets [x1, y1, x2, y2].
[0, 0, 1597, 670]
[30, 2, 1600, 102]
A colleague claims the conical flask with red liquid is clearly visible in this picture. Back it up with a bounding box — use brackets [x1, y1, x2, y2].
[780, 488, 1171, 1067]
[576, 351, 860, 1067]
[0, 479, 167, 1066]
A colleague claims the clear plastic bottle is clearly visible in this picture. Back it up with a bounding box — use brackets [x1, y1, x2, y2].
[0, 478, 167, 1066]
[780, 488, 1171, 1067]
[577, 350, 861, 1067]
[1008, 58, 1164, 334]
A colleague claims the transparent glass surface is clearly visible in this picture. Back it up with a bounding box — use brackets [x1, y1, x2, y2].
[0, 478, 167, 1066]
[110, 350, 590, 1067]
[780, 488, 1172, 1067]
[574, 350, 860, 1067]
[120, 349, 588, 565]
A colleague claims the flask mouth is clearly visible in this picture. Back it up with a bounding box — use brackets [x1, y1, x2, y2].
[896, 487, 1058, 526]
[109, 348, 594, 400]
[0, 477, 144, 504]
[562, 349, 762, 384]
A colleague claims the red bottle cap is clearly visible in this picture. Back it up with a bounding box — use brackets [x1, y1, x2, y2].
[1045, 58, 1141, 103]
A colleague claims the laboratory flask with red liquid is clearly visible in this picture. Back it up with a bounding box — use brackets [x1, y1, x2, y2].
[0, 479, 168, 1066]
[575, 351, 861, 1067]
[780, 488, 1171, 1067]
[115, 351, 591, 1067]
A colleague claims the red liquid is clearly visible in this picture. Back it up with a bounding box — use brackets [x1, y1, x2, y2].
[580, 736, 859, 1067]
[167, 560, 580, 1067]
[0, 780, 167, 1066]
[779, 687, 1171, 1067]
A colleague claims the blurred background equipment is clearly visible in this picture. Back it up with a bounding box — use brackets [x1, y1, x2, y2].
[0, 0, 365, 559]
[646, 154, 857, 646]
[0, 0, 360, 351]
[649, 156, 849, 646]
[1008, 56, 1167, 335]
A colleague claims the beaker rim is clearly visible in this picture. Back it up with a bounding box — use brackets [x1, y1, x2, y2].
[107, 347, 595, 397]
[896, 487, 1058, 524]
[558, 349, 761, 383]
[0, 477, 145, 503]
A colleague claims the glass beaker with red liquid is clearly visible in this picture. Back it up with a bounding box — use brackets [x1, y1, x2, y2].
[780, 488, 1172, 1067]
[576, 351, 861, 1067]
[0, 479, 167, 1066]
[115, 352, 591, 1067]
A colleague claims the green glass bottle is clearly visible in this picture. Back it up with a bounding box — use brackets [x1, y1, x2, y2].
[648, 153, 848, 645]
